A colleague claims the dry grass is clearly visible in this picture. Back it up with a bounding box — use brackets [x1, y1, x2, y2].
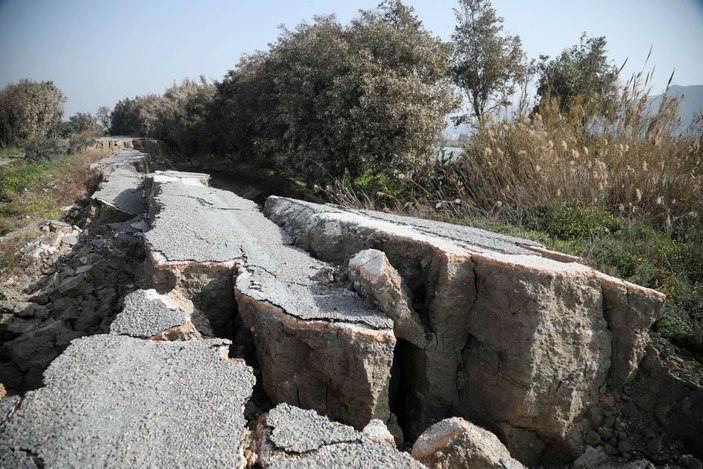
[386, 72, 702, 227]
[0, 147, 105, 236]
[0, 225, 42, 275]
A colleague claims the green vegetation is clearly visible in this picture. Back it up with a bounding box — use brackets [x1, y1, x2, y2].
[0, 147, 104, 236]
[0, 79, 66, 148]
[108, 1, 458, 183]
[457, 206, 703, 355]
[451, 0, 525, 125]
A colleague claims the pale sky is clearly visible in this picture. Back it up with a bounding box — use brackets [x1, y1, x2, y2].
[1, 0, 702, 117]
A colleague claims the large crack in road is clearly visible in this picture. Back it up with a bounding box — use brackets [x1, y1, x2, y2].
[1, 140, 699, 468]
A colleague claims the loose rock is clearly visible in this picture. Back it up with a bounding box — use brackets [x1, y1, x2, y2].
[411, 417, 525, 469]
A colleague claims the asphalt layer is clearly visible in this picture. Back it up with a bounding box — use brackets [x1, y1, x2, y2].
[267, 403, 360, 452]
[264, 403, 424, 468]
[91, 149, 146, 215]
[0, 335, 255, 467]
[145, 176, 252, 264]
[360, 209, 543, 256]
[147, 174, 392, 330]
[110, 289, 187, 338]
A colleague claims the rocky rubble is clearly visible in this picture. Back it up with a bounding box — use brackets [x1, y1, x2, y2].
[252, 403, 423, 468]
[262, 196, 700, 466]
[411, 417, 525, 469]
[1, 141, 701, 467]
[0, 216, 145, 389]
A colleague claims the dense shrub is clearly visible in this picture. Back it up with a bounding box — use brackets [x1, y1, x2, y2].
[109, 94, 161, 137]
[0, 80, 66, 147]
[68, 112, 102, 135]
[213, 2, 457, 182]
[109, 79, 214, 156]
[24, 136, 65, 162]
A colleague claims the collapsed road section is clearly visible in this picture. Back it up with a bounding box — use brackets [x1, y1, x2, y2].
[1, 142, 701, 468]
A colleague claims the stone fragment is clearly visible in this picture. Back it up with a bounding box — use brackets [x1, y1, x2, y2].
[362, 419, 396, 447]
[573, 446, 609, 468]
[56, 274, 92, 298]
[3, 319, 80, 372]
[61, 234, 78, 246]
[679, 454, 703, 469]
[0, 335, 255, 468]
[48, 220, 72, 234]
[585, 430, 602, 446]
[630, 342, 703, 456]
[255, 403, 423, 468]
[5, 317, 41, 335]
[349, 249, 427, 348]
[411, 417, 526, 469]
[109, 289, 204, 340]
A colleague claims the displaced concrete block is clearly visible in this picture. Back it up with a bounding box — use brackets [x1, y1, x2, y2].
[597, 273, 664, 388]
[411, 417, 525, 469]
[254, 403, 424, 468]
[349, 249, 428, 348]
[236, 265, 396, 431]
[110, 289, 209, 340]
[263, 196, 664, 461]
[88, 149, 148, 225]
[0, 335, 255, 468]
[144, 172, 250, 337]
[363, 419, 397, 447]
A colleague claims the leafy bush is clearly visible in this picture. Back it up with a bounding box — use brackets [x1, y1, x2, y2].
[50, 121, 75, 139]
[211, 1, 458, 182]
[109, 94, 161, 137]
[24, 136, 65, 162]
[67, 135, 96, 155]
[68, 112, 101, 134]
[108, 78, 214, 156]
[0, 79, 66, 147]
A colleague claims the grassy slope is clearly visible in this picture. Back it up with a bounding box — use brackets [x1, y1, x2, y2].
[0, 147, 104, 271]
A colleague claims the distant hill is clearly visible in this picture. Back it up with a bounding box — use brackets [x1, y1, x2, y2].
[650, 84, 703, 134]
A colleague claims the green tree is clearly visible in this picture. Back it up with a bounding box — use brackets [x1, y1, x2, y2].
[535, 34, 619, 117]
[0, 79, 65, 147]
[109, 94, 160, 136]
[154, 77, 215, 155]
[96, 106, 111, 132]
[451, 0, 524, 126]
[214, 1, 458, 181]
[68, 112, 101, 134]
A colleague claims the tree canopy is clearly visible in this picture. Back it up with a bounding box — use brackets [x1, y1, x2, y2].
[535, 34, 620, 117]
[0, 79, 65, 147]
[451, 0, 524, 125]
[214, 0, 458, 181]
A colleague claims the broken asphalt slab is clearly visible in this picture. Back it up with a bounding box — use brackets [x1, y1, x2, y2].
[0, 335, 255, 467]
